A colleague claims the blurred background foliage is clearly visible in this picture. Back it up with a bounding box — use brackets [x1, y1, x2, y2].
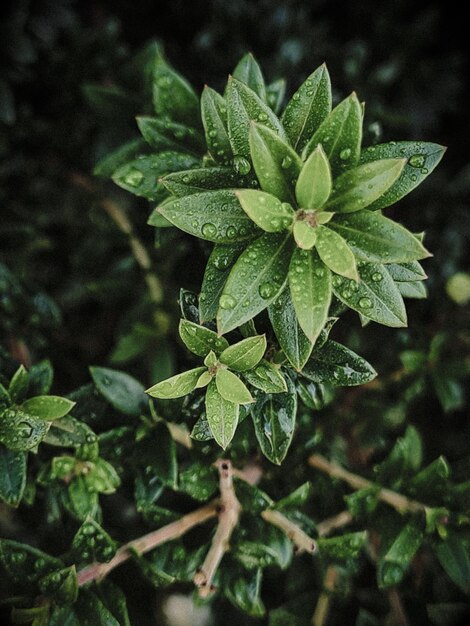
[1, 0, 469, 624]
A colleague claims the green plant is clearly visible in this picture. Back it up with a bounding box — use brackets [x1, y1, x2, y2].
[2, 47, 469, 626]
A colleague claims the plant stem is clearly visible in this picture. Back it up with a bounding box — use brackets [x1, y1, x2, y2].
[316, 510, 354, 537]
[308, 454, 428, 515]
[311, 565, 338, 626]
[261, 509, 317, 554]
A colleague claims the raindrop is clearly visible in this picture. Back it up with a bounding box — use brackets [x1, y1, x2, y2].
[226, 225, 237, 238]
[17, 421, 33, 438]
[219, 295, 236, 309]
[408, 154, 426, 168]
[123, 168, 143, 188]
[339, 148, 351, 160]
[371, 272, 383, 282]
[281, 156, 292, 169]
[234, 156, 251, 175]
[259, 282, 276, 299]
[202, 223, 217, 238]
[358, 297, 372, 308]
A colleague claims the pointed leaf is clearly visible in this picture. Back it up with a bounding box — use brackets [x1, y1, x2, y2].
[94, 138, 148, 178]
[199, 243, 245, 322]
[21, 396, 75, 421]
[217, 233, 293, 334]
[289, 249, 332, 343]
[162, 166, 252, 196]
[303, 93, 362, 175]
[204, 351, 218, 368]
[295, 144, 332, 209]
[0, 445, 26, 506]
[387, 261, 427, 282]
[249, 123, 301, 203]
[266, 79, 286, 114]
[220, 335, 267, 371]
[332, 262, 407, 327]
[225, 569, 265, 617]
[251, 375, 297, 464]
[327, 158, 406, 213]
[434, 532, 470, 594]
[293, 220, 317, 249]
[90, 367, 148, 416]
[201, 86, 232, 164]
[0, 409, 49, 451]
[378, 523, 424, 588]
[268, 288, 313, 370]
[359, 141, 446, 210]
[233, 53, 266, 101]
[153, 53, 200, 126]
[329, 211, 431, 263]
[159, 190, 259, 243]
[72, 519, 117, 564]
[236, 189, 294, 232]
[136, 116, 204, 153]
[398, 280, 427, 299]
[179, 319, 229, 356]
[243, 360, 288, 394]
[302, 340, 376, 386]
[8, 365, 29, 403]
[216, 369, 253, 404]
[227, 77, 287, 161]
[282, 64, 332, 152]
[205, 380, 239, 449]
[146, 367, 206, 399]
[316, 226, 358, 280]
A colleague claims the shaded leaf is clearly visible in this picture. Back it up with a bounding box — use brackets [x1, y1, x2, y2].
[0, 444, 26, 506]
[201, 86, 232, 165]
[302, 340, 377, 386]
[90, 367, 147, 416]
[243, 360, 288, 394]
[153, 53, 200, 126]
[269, 288, 313, 370]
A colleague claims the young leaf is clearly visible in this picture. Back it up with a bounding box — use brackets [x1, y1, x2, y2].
[303, 93, 362, 175]
[293, 220, 317, 249]
[317, 531, 367, 559]
[90, 367, 148, 416]
[162, 166, 252, 196]
[359, 141, 446, 210]
[219, 335, 267, 371]
[159, 190, 259, 243]
[249, 123, 302, 203]
[295, 144, 332, 209]
[0, 445, 26, 506]
[302, 340, 377, 386]
[146, 367, 206, 399]
[217, 232, 293, 334]
[201, 86, 233, 165]
[327, 158, 406, 213]
[233, 52, 267, 101]
[329, 211, 431, 263]
[316, 226, 358, 280]
[153, 53, 200, 127]
[236, 189, 294, 232]
[136, 116, 204, 154]
[227, 77, 287, 161]
[269, 288, 313, 371]
[289, 248, 332, 343]
[8, 365, 29, 403]
[216, 369, 253, 404]
[332, 262, 407, 327]
[243, 360, 288, 394]
[21, 396, 75, 421]
[251, 375, 297, 464]
[179, 319, 229, 357]
[199, 243, 245, 322]
[205, 379, 239, 449]
[282, 64, 332, 152]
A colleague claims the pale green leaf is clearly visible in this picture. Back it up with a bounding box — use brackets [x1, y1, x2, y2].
[242, 360, 288, 394]
[205, 380, 239, 449]
[316, 226, 358, 280]
[295, 144, 332, 209]
[220, 335, 267, 371]
[292, 220, 317, 249]
[21, 396, 75, 421]
[236, 189, 294, 232]
[216, 369, 253, 404]
[146, 367, 206, 399]
[233, 53, 266, 101]
[179, 319, 229, 357]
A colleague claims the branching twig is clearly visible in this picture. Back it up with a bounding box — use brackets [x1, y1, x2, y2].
[194, 460, 241, 597]
[261, 509, 317, 554]
[309, 454, 428, 515]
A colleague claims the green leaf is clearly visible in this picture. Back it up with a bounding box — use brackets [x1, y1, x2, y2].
[44, 415, 94, 449]
[329, 211, 431, 263]
[251, 375, 297, 464]
[216, 369, 253, 404]
[387, 261, 427, 282]
[137, 421, 178, 488]
[273, 482, 313, 510]
[205, 379, 239, 449]
[269, 288, 313, 371]
[243, 360, 288, 394]
[303, 93, 362, 175]
[289, 248, 332, 343]
[0, 445, 26, 506]
[87, 458, 120, 494]
[302, 340, 377, 386]
[220, 335, 267, 371]
[159, 189, 259, 243]
[136, 116, 204, 154]
[316, 226, 358, 280]
[0, 383, 11, 411]
[178, 462, 218, 501]
[112, 152, 199, 200]
[72, 518, 117, 564]
[295, 144, 332, 209]
[11, 606, 50, 625]
[201, 86, 233, 165]
[90, 366, 148, 416]
[236, 189, 294, 232]
[431, 370, 464, 413]
[359, 141, 446, 210]
[332, 262, 407, 327]
[39, 565, 78, 605]
[397, 280, 427, 299]
[233, 53, 266, 101]
[249, 123, 301, 203]
[317, 531, 367, 560]
[292, 220, 317, 249]
[282, 64, 332, 152]
[266, 79, 286, 114]
[227, 77, 287, 161]
[378, 523, 424, 587]
[74, 589, 122, 626]
[28, 360, 53, 396]
[0, 408, 49, 451]
[225, 569, 265, 617]
[94, 139, 148, 178]
[217, 232, 293, 334]
[21, 396, 75, 421]
[95, 581, 131, 626]
[65, 477, 99, 520]
[153, 53, 200, 126]
[146, 367, 206, 399]
[199, 243, 244, 323]
[8, 365, 29, 403]
[327, 158, 406, 213]
[0, 539, 63, 584]
[162, 166, 252, 196]
[179, 319, 229, 357]
[435, 532, 470, 594]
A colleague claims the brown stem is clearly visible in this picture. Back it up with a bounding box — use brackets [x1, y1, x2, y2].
[194, 460, 241, 597]
[316, 510, 354, 538]
[308, 454, 428, 515]
[261, 509, 317, 554]
[387, 588, 410, 626]
[311, 565, 338, 626]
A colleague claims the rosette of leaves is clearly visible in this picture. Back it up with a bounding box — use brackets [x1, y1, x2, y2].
[147, 319, 287, 448]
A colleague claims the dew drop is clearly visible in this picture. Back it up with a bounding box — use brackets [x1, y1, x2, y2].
[219, 295, 236, 309]
[226, 225, 237, 238]
[339, 148, 351, 160]
[358, 297, 372, 308]
[408, 154, 426, 168]
[259, 282, 276, 299]
[202, 222, 217, 238]
[371, 272, 383, 282]
[208, 129, 217, 138]
[234, 156, 251, 175]
[281, 156, 292, 169]
[17, 421, 33, 438]
[123, 168, 144, 188]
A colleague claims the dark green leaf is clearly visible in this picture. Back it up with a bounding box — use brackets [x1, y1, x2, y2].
[72, 518, 116, 564]
[201, 86, 233, 165]
[302, 340, 377, 386]
[205, 379, 239, 449]
[146, 367, 206, 399]
[0, 408, 49, 451]
[152, 53, 200, 126]
[94, 139, 148, 178]
[28, 360, 53, 396]
[266, 79, 286, 114]
[435, 532, 470, 594]
[233, 53, 266, 101]
[225, 569, 265, 617]
[95, 581, 131, 626]
[8, 366, 29, 403]
[243, 360, 288, 394]
[136, 116, 204, 153]
[179, 319, 228, 357]
[90, 366, 148, 416]
[162, 166, 252, 196]
[317, 531, 367, 559]
[378, 522, 424, 587]
[0, 539, 63, 584]
[273, 482, 313, 510]
[39, 565, 78, 605]
[431, 370, 464, 413]
[0, 445, 26, 506]
[220, 335, 267, 371]
[21, 396, 75, 421]
[178, 462, 218, 501]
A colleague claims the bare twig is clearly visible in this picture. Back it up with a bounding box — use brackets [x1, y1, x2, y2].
[309, 454, 428, 515]
[311, 565, 338, 626]
[387, 588, 410, 626]
[316, 510, 354, 538]
[194, 460, 241, 597]
[261, 509, 317, 554]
